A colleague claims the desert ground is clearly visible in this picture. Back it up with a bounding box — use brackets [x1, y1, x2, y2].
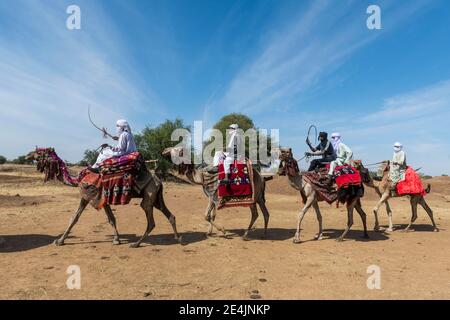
[0, 164, 449, 300]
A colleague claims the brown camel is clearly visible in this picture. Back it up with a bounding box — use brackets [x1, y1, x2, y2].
[162, 147, 270, 240]
[26, 148, 182, 247]
[278, 148, 369, 243]
[370, 161, 438, 232]
[352, 160, 394, 232]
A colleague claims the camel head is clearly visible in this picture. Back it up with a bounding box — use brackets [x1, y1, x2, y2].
[277, 147, 299, 177]
[352, 160, 372, 184]
[161, 146, 194, 175]
[377, 160, 390, 178]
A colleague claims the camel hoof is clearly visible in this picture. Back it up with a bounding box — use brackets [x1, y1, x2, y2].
[129, 243, 140, 248]
[177, 235, 185, 245]
[401, 228, 413, 233]
[373, 226, 382, 232]
[433, 228, 440, 232]
[386, 228, 394, 232]
[54, 239, 64, 246]
[112, 239, 121, 245]
[293, 238, 301, 244]
[314, 234, 323, 240]
[336, 238, 344, 242]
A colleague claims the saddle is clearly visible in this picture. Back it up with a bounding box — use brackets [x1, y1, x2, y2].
[80, 152, 149, 208]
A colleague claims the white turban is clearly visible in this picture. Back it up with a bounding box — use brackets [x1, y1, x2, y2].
[116, 119, 131, 134]
[331, 132, 341, 150]
[393, 142, 403, 153]
[229, 123, 239, 130]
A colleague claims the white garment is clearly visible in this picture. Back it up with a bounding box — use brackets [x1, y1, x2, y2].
[92, 131, 137, 168]
[224, 129, 244, 174]
[328, 142, 353, 175]
[389, 150, 407, 183]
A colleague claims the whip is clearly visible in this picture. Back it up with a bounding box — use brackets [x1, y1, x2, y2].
[88, 105, 116, 140]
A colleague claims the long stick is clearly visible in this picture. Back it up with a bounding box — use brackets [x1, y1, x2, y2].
[88, 105, 115, 139]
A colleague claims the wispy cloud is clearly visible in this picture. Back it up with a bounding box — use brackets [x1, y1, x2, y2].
[0, 0, 166, 161]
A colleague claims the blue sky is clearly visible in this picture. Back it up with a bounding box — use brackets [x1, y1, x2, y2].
[0, 0, 449, 175]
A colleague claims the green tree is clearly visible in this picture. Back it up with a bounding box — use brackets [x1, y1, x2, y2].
[78, 149, 99, 167]
[12, 155, 33, 165]
[210, 113, 273, 162]
[134, 118, 190, 176]
[0, 155, 6, 165]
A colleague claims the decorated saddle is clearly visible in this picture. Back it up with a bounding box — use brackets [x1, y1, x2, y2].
[396, 166, 426, 196]
[97, 152, 145, 206]
[303, 165, 363, 205]
[217, 159, 255, 210]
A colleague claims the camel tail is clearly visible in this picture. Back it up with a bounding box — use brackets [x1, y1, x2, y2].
[425, 184, 431, 194]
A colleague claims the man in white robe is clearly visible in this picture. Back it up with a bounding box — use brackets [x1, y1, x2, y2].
[91, 119, 137, 169]
[389, 142, 407, 185]
[222, 124, 244, 183]
[328, 132, 353, 177]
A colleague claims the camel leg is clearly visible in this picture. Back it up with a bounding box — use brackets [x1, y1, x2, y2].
[403, 196, 419, 232]
[355, 199, 369, 239]
[418, 197, 439, 232]
[243, 204, 258, 240]
[312, 201, 323, 240]
[258, 200, 270, 239]
[384, 199, 394, 232]
[373, 192, 390, 232]
[55, 198, 89, 246]
[293, 195, 314, 244]
[155, 189, 183, 243]
[204, 199, 226, 236]
[130, 199, 155, 248]
[337, 199, 355, 242]
[103, 205, 121, 245]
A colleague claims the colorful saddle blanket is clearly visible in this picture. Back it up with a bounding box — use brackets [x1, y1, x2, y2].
[97, 152, 145, 206]
[396, 167, 426, 196]
[217, 159, 255, 210]
[303, 165, 363, 204]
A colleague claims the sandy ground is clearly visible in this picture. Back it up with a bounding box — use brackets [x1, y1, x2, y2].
[1, 164, 449, 300]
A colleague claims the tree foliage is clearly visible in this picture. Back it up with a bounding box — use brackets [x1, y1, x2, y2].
[210, 113, 273, 162]
[0, 155, 6, 165]
[134, 118, 190, 175]
[78, 149, 100, 167]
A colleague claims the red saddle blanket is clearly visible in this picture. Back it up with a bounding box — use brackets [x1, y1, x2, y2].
[98, 152, 144, 206]
[217, 160, 254, 209]
[303, 165, 362, 205]
[396, 167, 426, 196]
[332, 165, 362, 189]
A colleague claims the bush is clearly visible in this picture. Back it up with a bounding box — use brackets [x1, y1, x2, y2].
[0, 155, 6, 165]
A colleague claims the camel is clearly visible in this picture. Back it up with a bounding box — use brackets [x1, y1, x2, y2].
[369, 161, 438, 232]
[162, 147, 270, 240]
[26, 148, 182, 247]
[278, 148, 369, 243]
[352, 160, 394, 232]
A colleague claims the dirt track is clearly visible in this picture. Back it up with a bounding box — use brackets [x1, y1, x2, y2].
[1, 165, 449, 299]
